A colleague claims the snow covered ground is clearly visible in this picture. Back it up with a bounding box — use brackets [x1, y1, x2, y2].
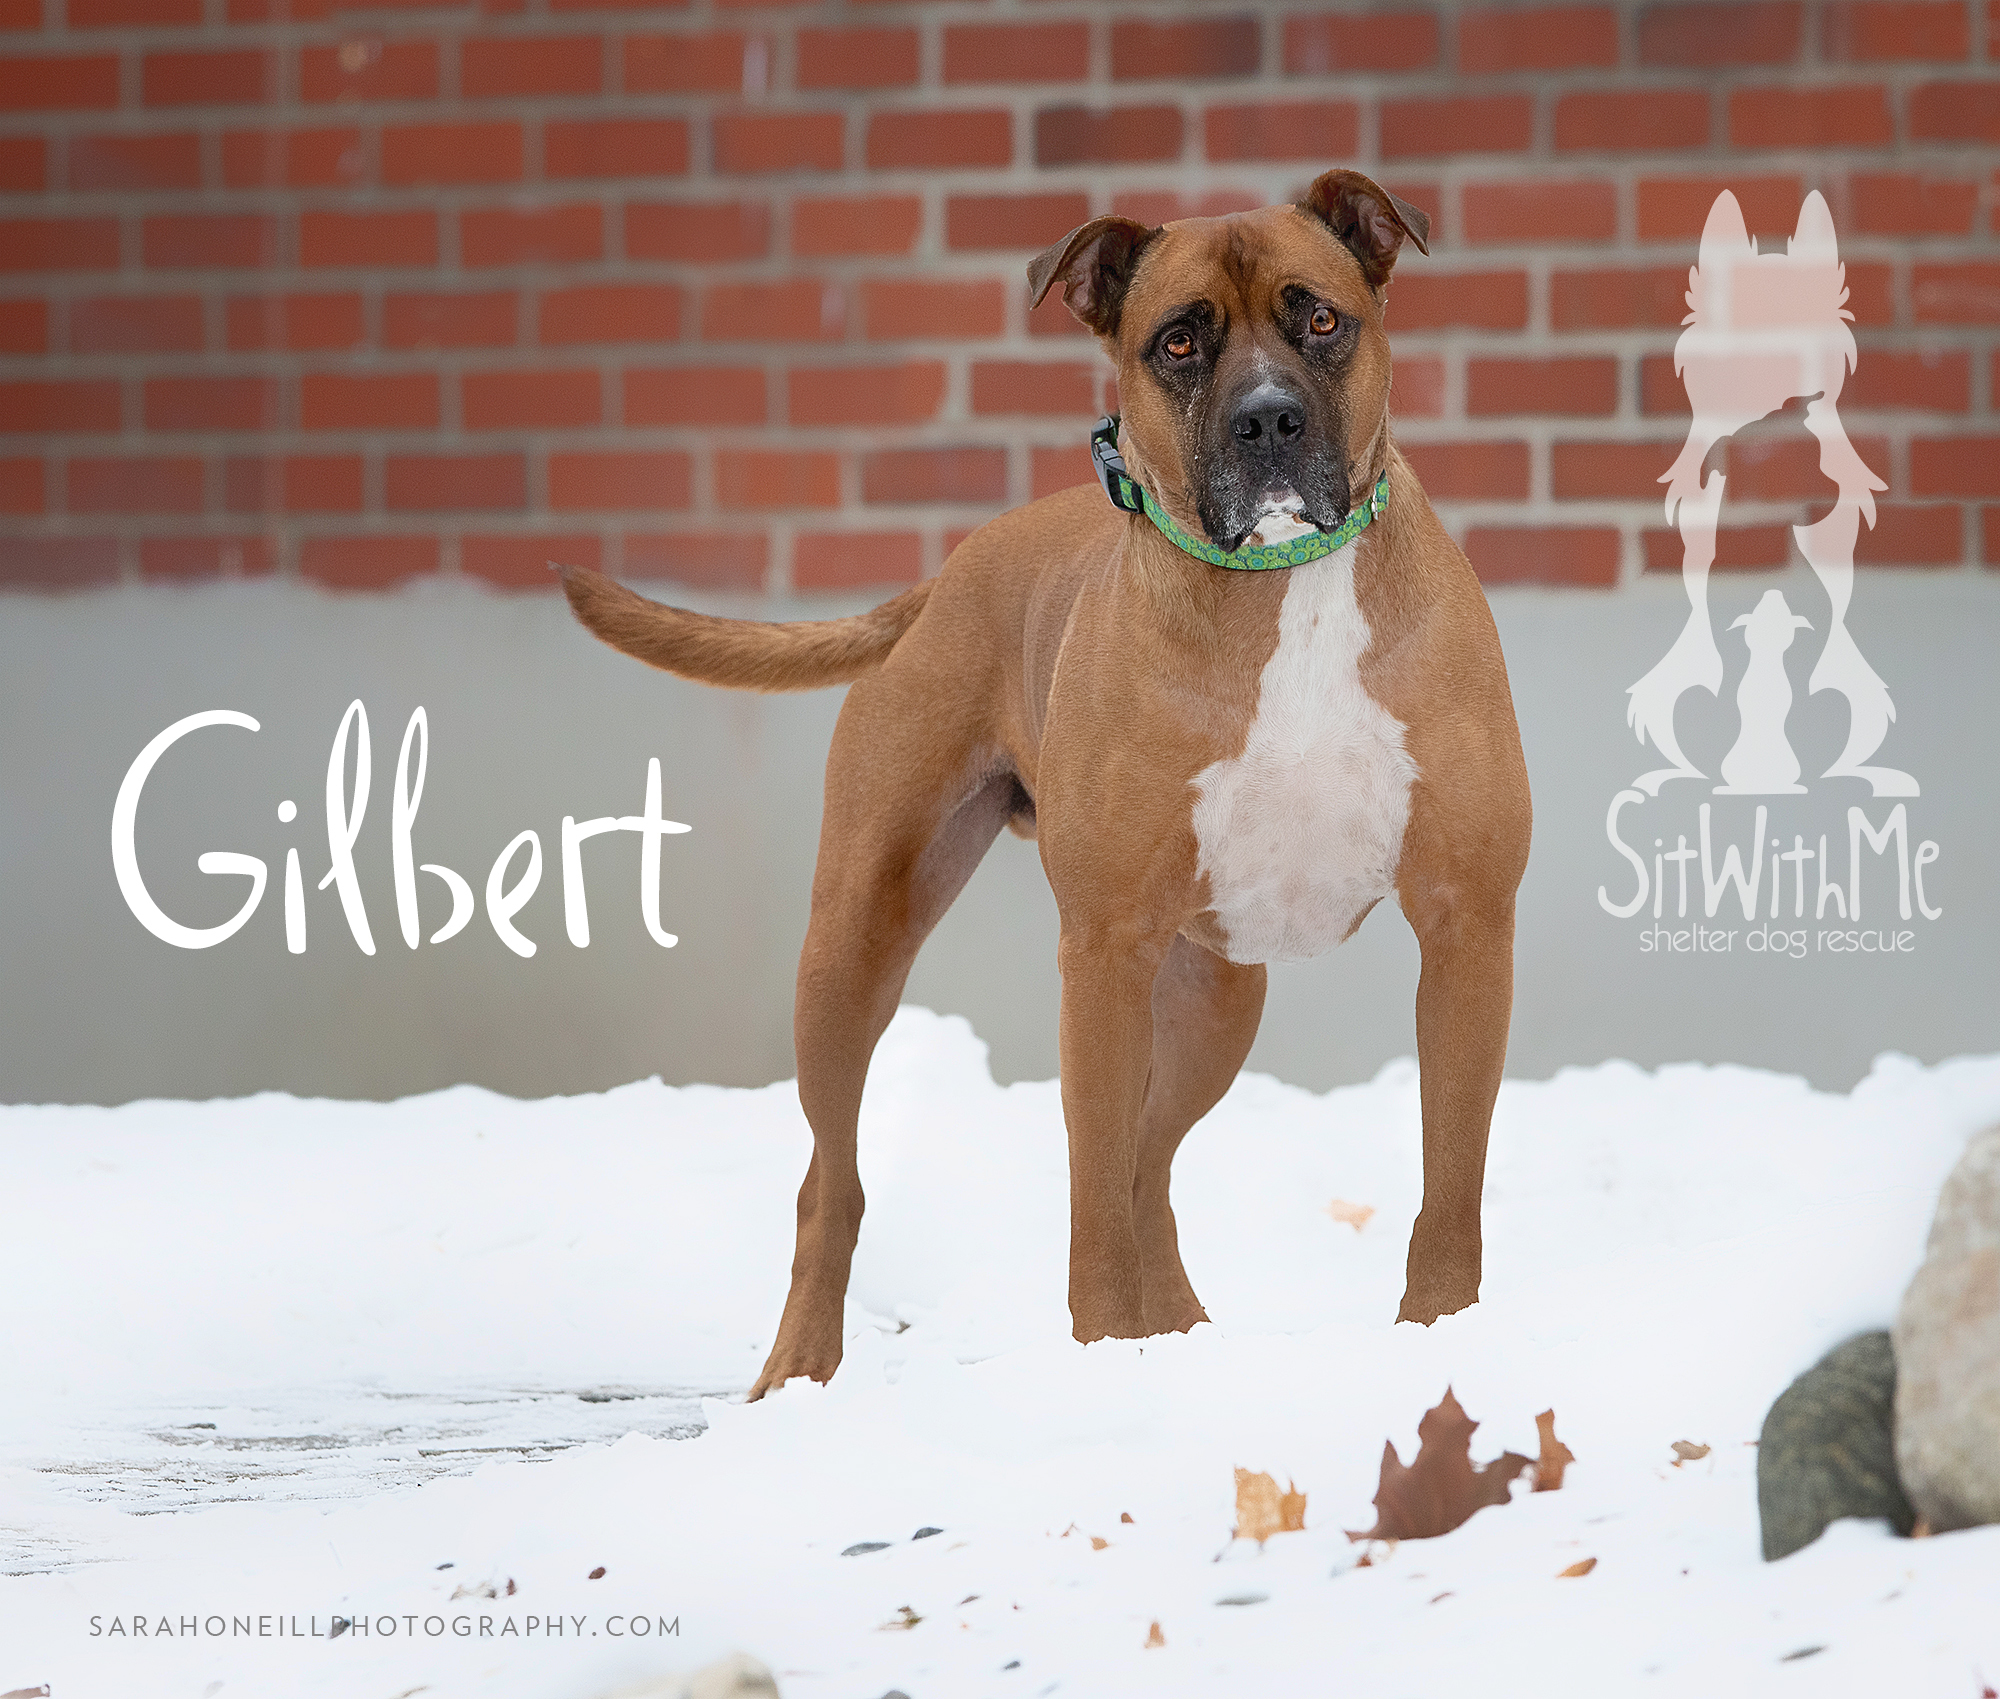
[4, 1008, 1998, 1699]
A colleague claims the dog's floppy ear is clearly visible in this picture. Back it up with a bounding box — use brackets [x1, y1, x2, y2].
[1299, 169, 1431, 290]
[1026, 216, 1160, 337]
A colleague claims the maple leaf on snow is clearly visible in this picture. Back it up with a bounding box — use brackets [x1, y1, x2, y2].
[1346, 1388, 1532, 1543]
[1233, 1468, 1307, 1544]
[1534, 1409, 1575, 1492]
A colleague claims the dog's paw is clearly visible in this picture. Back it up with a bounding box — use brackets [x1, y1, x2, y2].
[1395, 1281, 1479, 1327]
[1140, 1294, 1209, 1337]
[746, 1347, 843, 1403]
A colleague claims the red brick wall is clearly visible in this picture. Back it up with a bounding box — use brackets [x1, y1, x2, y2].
[1, 0, 1994, 593]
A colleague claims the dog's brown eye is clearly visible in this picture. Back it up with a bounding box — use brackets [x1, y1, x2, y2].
[1162, 330, 1194, 360]
[1310, 304, 1337, 336]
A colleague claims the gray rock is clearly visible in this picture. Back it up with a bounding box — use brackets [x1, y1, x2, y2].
[1757, 1331, 1914, 1560]
[1894, 1123, 2000, 1533]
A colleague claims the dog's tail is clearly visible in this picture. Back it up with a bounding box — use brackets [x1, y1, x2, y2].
[557, 562, 936, 693]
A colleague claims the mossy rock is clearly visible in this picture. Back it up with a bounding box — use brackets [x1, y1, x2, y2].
[1758, 1330, 1914, 1561]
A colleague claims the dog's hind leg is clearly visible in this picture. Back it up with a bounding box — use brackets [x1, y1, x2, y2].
[747, 674, 1013, 1402]
[1131, 936, 1265, 1335]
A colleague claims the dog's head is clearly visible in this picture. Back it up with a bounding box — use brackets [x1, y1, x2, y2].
[1027, 170, 1428, 554]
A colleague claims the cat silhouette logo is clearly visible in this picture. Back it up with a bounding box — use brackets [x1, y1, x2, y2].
[1629, 189, 1917, 800]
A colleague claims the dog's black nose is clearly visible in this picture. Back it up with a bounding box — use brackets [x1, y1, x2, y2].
[1231, 384, 1305, 446]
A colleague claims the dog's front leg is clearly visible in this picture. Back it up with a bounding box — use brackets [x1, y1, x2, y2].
[1398, 896, 1516, 1325]
[1056, 919, 1174, 1343]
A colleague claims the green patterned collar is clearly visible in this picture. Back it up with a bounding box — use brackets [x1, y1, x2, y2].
[1088, 415, 1387, 572]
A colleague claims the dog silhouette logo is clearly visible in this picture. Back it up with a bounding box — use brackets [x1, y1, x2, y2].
[1715, 589, 1812, 796]
[1627, 190, 1917, 799]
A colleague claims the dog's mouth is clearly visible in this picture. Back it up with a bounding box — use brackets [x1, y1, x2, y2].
[1224, 487, 1348, 553]
[1245, 491, 1315, 549]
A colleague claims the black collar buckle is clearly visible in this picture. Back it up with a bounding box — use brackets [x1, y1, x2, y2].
[1090, 415, 1145, 515]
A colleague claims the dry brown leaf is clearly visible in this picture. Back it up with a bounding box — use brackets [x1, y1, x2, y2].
[1670, 1440, 1709, 1465]
[1089, 1535, 1109, 1551]
[1325, 1198, 1376, 1231]
[1144, 1621, 1166, 1649]
[450, 1578, 509, 1601]
[1233, 1468, 1307, 1544]
[1345, 1388, 1531, 1543]
[1120, 1511, 1134, 1524]
[878, 1605, 922, 1632]
[1534, 1409, 1575, 1492]
[1557, 1557, 1598, 1578]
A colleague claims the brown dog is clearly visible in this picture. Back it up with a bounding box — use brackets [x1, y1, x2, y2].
[561, 168, 1531, 1401]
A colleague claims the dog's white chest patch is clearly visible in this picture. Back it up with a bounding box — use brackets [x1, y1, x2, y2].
[1189, 543, 1417, 966]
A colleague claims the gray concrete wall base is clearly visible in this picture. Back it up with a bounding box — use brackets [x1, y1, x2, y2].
[3, 570, 1994, 1104]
